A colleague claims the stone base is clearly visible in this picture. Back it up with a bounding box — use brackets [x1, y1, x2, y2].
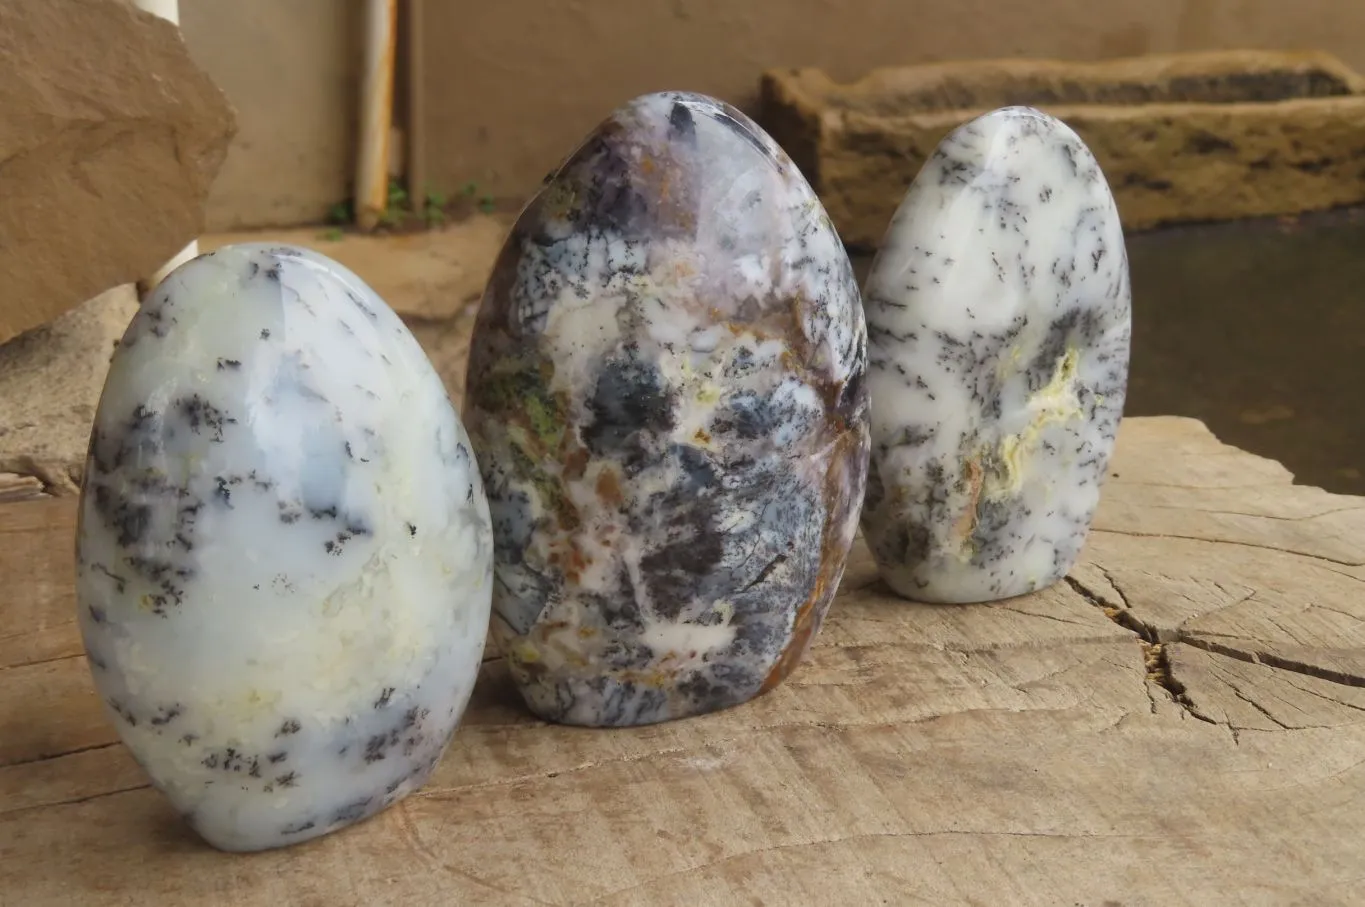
[0, 285, 139, 495]
[0, 473, 47, 503]
[760, 49, 1365, 250]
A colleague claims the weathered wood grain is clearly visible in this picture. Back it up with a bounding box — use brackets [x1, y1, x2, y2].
[1, 417, 1361, 905]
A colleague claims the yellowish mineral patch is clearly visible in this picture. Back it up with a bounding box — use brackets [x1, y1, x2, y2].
[949, 345, 1088, 558]
[984, 345, 1084, 499]
[541, 181, 579, 223]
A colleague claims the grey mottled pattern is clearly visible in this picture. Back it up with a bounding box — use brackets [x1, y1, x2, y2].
[465, 92, 869, 727]
[76, 244, 492, 851]
[861, 106, 1132, 603]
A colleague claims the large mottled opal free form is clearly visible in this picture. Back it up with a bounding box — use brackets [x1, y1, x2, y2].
[75, 244, 493, 852]
[861, 106, 1132, 603]
[464, 91, 869, 727]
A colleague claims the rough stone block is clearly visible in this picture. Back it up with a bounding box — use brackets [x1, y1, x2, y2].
[0, 0, 236, 344]
[759, 50, 1365, 249]
[0, 285, 139, 495]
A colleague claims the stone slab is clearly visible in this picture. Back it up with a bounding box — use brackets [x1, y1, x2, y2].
[760, 49, 1365, 249]
[0, 285, 139, 496]
[0, 0, 235, 344]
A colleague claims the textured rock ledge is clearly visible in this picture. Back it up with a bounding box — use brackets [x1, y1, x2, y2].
[0, 0, 235, 344]
[0, 285, 141, 495]
[759, 49, 1365, 249]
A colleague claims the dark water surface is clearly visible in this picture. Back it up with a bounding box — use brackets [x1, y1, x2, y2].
[1125, 209, 1365, 495]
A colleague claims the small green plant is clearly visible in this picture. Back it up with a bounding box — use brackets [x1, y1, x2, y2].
[423, 187, 448, 227]
[478, 195, 495, 214]
[379, 179, 410, 227]
[461, 181, 479, 197]
[318, 227, 344, 241]
[327, 200, 353, 225]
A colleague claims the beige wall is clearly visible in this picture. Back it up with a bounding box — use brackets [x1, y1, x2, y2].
[180, 0, 363, 231]
[177, 0, 1365, 229]
[418, 0, 1365, 201]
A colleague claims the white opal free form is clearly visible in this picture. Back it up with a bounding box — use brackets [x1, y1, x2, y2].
[75, 244, 493, 851]
[861, 106, 1132, 603]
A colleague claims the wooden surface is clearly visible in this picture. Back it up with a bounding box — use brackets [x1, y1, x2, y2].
[1, 416, 1363, 905]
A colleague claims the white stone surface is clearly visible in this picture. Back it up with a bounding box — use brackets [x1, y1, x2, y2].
[75, 243, 493, 851]
[861, 106, 1132, 603]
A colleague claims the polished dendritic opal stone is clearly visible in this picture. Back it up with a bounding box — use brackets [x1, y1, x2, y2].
[464, 91, 869, 728]
[75, 244, 493, 852]
[860, 106, 1132, 604]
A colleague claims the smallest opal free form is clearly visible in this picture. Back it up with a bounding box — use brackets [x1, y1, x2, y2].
[74, 244, 494, 851]
[860, 106, 1133, 604]
[464, 91, 870, 728]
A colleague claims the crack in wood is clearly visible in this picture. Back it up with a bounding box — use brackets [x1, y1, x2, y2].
[1, 782, 150, 818]
[1308, 604, 1365, 623]
[0, 649, 85, 674]
[1069, 560, 1365, 694]
[1092, 527, 1364, 568]
[811, 633, 1132, 656]
[1222, 679, 1296, 730]
[1064, 576, 1153, 642]
[1137, 503, 1365, 522]
[1176, 633, 1365, 689]
[1068, 551, 1365, 749]
[1094, 565, 1132, 609]
[1280, 675, 1365, 713]
[1, 740, 120, 769]
[1064, 575, 1206, 724]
